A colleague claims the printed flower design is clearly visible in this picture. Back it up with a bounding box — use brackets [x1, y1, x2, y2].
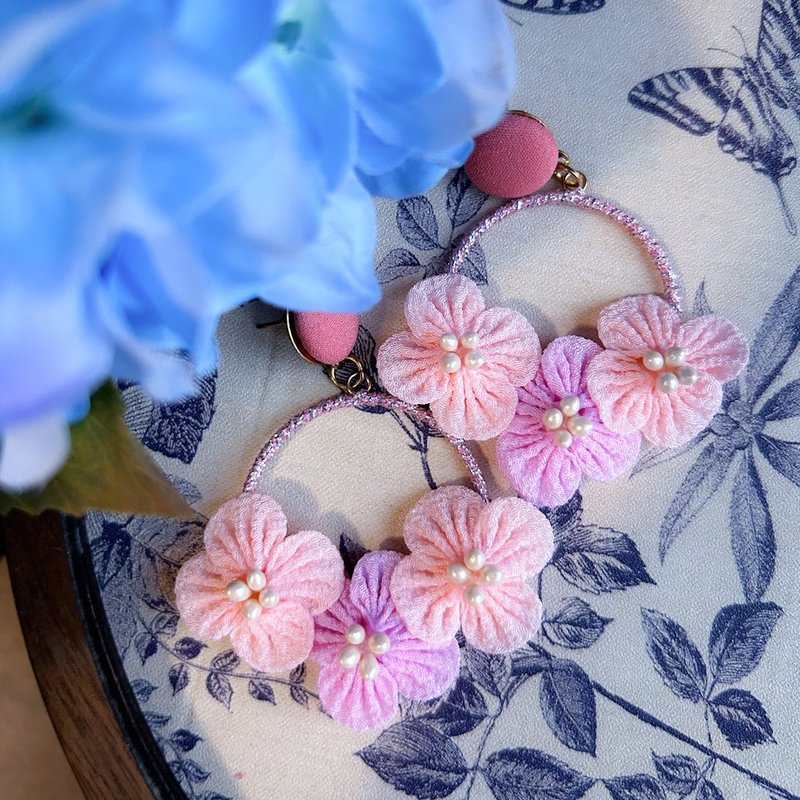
[390, 486, 554, 653]
[311, 551, 459, 730]
[496, 336, 642, 507]
[586, 295, 749, 448]
[377, 274, 541, 440]
[175, 493, 344, 673]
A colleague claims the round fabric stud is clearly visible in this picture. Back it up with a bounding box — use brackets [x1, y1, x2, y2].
[293, 311, 360, 365]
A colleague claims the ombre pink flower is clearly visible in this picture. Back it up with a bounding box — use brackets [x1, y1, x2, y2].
[377, 274, 541, 440]
[496, 336, 641, 507]
[175, 494, 344, 673]
[311, 551, 459, 730]
[586, 295, 749, 448]
[390, 486, 554, 653]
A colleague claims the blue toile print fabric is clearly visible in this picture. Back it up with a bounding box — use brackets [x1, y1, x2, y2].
[82, 2, 799, 798]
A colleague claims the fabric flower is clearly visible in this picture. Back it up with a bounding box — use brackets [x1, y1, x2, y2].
[586, 295, 749, 448]
[175, 493, 344, 673]
[390, 487, 554, 653]
[496, 336, 642, 507]
[311, 551, 459, 730]
[377, 275, 541, 440]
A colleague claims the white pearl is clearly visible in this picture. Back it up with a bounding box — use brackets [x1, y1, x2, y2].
[367, 631, 391, 655]
[359, 653, 380, 681]
[346, 623, 366, 645]
[553, 429, 573, 448]
[338, 644, 361, 669]
[225, 579, 250, 603]
[566, 415, 594, 438]
[481, 564, 503, 585]
[463, 349, 484, 370]
[664, 346, 686, 368]
[677, 365, 698, 386]
[246, 569, 267, 591]
[439, 332, 459, 352]
[464, 584, 485, 606]
[559, 395, 581, 417]
[643, 350, 665, 371]
[542, 408, 564, 430]
[464, 548, 485, 571]
[440, 352, 461, 373]
[448, 562, 470, 584]
[460, 331, 480, 350]
[242, 598, 262, 621]
[258, 587, 279, 608]
[657, 371, 679, 393]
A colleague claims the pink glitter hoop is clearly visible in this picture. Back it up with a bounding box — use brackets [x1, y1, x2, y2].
[447, 188, 684, 313]
[243, 391, 489, 501]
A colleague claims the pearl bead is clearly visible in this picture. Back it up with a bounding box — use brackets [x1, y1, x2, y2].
[460, 331, 480, 350]
[559, 395, 580, 417]
[246, 569, 267, 591]
[225, 579, 250, 603]
[346, 623, 366, 645]
[542, 408, 564, 430]
[464, 584, 485, 606]
[258, 587, 279, 608]
[553, 429, 573, 448]
[359, 653, 380, 681]
[664, 346, 686, 368]
[677, 365, 698, 386]
[657, 371, 679, 393]
[338, 644, 361, 669]
[643, 350, 665, 371]
[464, 548, 485, 571]
[242, 598, 262, 621]
[566, 415, 593, 438]
[439, 332, 459, 352]
[441, 352, 461, 373]
[463, 349, 484, 370]
[448, 562, 470, 584]
[367, 631, 391, 655]
[481, 564, 503, 585]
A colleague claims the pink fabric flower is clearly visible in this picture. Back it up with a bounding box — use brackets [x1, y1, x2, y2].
[377, 274, 541, 440]
[311, 551, 459, 730]
[496, 336, 642, 507]
[175, 493, 344, 673]
[390, 486, 554, 653]
[586, 295, 749, 448]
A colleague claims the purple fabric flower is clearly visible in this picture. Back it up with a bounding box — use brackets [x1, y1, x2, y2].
[496, 336, 642, 508]
[311, 550, 459, 730]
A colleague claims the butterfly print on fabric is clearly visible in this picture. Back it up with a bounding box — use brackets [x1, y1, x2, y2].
[629, 0, 800, 234]
[500, 0, 605, 14]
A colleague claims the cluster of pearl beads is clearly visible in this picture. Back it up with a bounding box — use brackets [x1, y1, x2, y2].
[541, 395, 593, 449]
[337, 623, 391, 681]
[439, 330, 485, 374]
[642, 347, 698, 394]
[224, 569, 280, 621]
[447, 548, 502, 606]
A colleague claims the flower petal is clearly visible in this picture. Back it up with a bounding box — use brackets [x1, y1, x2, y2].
[540, 336, 601, 398]
[316, 660, 399, 730]
[174, 552, 241, 640]
[586, 350, 655, 435]
[376, 330, 448, 405]
[572, 417, 641, 482]
[312, 579, 361, 664]
[597, 295, 682, 354]
[460, 579, 543, 653]
[229, 599, 313, 673]
[404, 274, 485, 343]
[678, 315, 749, 382]
[474, 306, 540, 387]
[349, 550, 403, 633]
[385, 637, 460, 702]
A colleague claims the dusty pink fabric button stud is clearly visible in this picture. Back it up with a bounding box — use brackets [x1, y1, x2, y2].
[465, 111, 559, 198]
[293, 311, 359, 365]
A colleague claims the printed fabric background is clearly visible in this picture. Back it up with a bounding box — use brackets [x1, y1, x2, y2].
[82, 2, 799, 799]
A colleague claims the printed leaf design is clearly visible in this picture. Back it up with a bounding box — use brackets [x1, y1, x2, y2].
[461, 241, 488, 285]
[338, 533, 368, 578]
[248, 680, 276, 704]
[290, 685, 310, 708]
[131, 679, 157, 703]
[482, 748, 594, 800]
[544, 597, 611, 649]
[178, 759, 210, 783]
[756, 434, 800, 487]
[377, 247, 422, 283]
[91, 520, 132, 589]
[134, 633, 158, 665]
[640, 609, 707, 702]
[397, 196, 441, 250]
[206, 672, 233, 710]
[697, 779, 725, 800]
[169, 663, 190, 695]
[358, 720, 468, 799]
[709, 688, 775, 749]
[500, 0, 606, 14]
[144, 711, 170, 728]
[544, 491, 583, 537]
[708, 602, 783, 685]
[174, 637, 206, 660]
[424, 676, 488, 736]
[603, 774, 666, 800]
[511, 643, 552, 676]
[169, 730, 202, 753]
[446, 169, 487, 229]
[464, 647, 511, 697]
[210, 650, 240, 673]
[539, 658, 597, 755]
[651, 753, 699, 795]
[759, 374, 800, 420]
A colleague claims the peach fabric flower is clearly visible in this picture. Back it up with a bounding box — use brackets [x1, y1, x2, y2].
[390, 486, 554, 653]
[175, 493, 344, 673]
[377, 274, 540, 440]
[586, 295, 748, 448]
